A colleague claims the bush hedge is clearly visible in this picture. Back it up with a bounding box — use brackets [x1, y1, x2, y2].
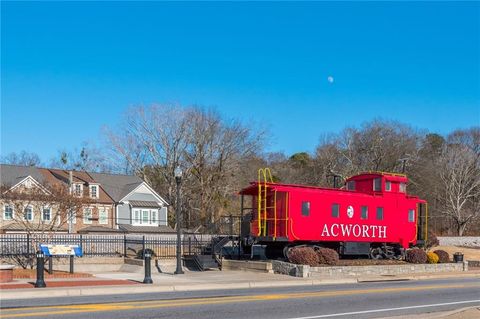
[406, 248, 428, 264]
[425, 231, 440, 249]
[426, 252, 439, 264]
[288, 247, 319, 266]
[316, 248, 339, 265]
[433, 250, 450, 263]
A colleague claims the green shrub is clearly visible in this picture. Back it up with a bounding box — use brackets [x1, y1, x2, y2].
[288, 247, 319, 266]
[433, 250, 450, 263]
[406, 248, 427, 264]
[427, 252, 439, 264]
[316, 248, 339, 265]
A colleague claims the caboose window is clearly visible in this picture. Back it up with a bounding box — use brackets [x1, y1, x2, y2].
[376, 207, 384, 220]
[385, 181, 391, 191]
[347, 181, 355, 191]
[301, 201, 310, 216]
[408, 209, 415, 222]
[399, 183, 406, 193]
[331, 204, 340, 218]
[361, 206, 368, 219]
[373, 178, 381, 191]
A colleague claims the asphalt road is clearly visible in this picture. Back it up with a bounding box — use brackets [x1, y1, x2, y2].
[1, 278, 479, 319]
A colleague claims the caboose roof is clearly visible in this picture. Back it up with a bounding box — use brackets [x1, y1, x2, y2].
[239, 182, 359, 196]
[347, 171, 408, 183]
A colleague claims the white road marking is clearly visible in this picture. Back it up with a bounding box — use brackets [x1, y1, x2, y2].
[286, 300, 480, 319]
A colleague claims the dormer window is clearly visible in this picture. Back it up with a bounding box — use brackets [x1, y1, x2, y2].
[74, 184, 83, 197]
[90, 185, 99, 199]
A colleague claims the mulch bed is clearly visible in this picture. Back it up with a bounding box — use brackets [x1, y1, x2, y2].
[13, 269, 93, 279]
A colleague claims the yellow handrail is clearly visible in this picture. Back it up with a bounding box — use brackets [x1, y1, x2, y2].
[257, 168, 275, 237]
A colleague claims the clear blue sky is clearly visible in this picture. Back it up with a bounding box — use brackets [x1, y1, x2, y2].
[1, 1, 479, 162]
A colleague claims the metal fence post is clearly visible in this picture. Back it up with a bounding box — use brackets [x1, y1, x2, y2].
[123, 234, 127, 258]
[79, 234, 83, 253]
[26, 233, 30, 258]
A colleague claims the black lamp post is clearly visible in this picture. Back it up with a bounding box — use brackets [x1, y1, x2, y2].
[174, 167, 184, 275]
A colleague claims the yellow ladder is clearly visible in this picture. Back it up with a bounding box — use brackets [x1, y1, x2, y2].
[257, 168, 277, 238]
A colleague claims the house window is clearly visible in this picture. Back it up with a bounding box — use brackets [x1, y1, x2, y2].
[69, 210, 76, 224]
[301, 201, 310, 216]
[408, 209, 415, 222]
[74, 184, 83, 196]
[99, 208, 108, 224]
[361, 206, 368, 220]
[42, 207, 51, 221]
[331, 203, 340, 218]
[142, 210, 149, 224]
[347, 181, 355, 191]
[133, 209, 141, 224]
[90, 185, 98, 199]
[399, 183, 406, 193]
[385, 181, 391, 191]
[83, 208, 92, 224]
[3, 205, 13, 220]
[151, 209, 158, 224]
[376, 207, 384, 220]
[24, 206, 33, 221]
[373, 178, 382, 192]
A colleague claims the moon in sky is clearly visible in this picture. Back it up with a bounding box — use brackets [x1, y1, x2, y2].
[327, 76, 334, 83]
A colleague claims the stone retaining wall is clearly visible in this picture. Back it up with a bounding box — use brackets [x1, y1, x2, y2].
[222, 259, 274, 273]
[438, 236, 480, 247]
[272, 260, 468, 278]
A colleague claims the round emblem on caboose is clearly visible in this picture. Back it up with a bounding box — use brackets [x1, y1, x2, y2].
[347, 206, 354, 218]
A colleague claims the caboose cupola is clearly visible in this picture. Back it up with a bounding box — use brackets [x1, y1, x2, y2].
[345, 172, 408, 195]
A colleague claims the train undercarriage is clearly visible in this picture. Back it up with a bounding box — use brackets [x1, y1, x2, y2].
[243, 238, 406, 260]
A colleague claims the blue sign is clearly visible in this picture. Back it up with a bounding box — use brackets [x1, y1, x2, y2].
[40, 244, 83, 257]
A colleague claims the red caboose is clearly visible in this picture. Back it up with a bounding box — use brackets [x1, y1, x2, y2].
[239, 169, 428, 259]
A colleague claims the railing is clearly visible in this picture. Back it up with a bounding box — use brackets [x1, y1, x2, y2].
[0, 234, 212, 259]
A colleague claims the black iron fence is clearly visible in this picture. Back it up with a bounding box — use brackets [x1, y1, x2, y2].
[0, 234, 213, 259]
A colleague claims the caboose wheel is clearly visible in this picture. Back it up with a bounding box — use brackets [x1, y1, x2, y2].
[370, 247, 383, 259]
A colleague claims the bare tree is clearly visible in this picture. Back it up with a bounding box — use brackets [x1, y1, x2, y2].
[1, 151, 42, 167]
[1, 182, 88, 268]
[438, 128, 480, 235]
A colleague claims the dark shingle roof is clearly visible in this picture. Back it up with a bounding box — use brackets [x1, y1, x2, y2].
[88, 172, 144, 202]
[118, 224, 176, 234]
[77, 226, 121, 234]
[0, 164, 46, 187]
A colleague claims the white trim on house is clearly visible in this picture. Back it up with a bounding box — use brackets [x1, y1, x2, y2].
[9, 176, 50, 195]
[23, 205, 33, 221]
[89, 184, 99, 199]
[41, 206, 52, 222]
[131, 208, 159, 226]
[119, 182, 169, 206]
[83, 207, 93, 224]
[3, 204, 14, 220]
[99, 207, 108, 224]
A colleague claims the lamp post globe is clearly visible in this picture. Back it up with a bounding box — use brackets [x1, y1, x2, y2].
[174, 166, 184, 275]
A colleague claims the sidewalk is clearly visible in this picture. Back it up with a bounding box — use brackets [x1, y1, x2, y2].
[1, 269, 479, 300]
